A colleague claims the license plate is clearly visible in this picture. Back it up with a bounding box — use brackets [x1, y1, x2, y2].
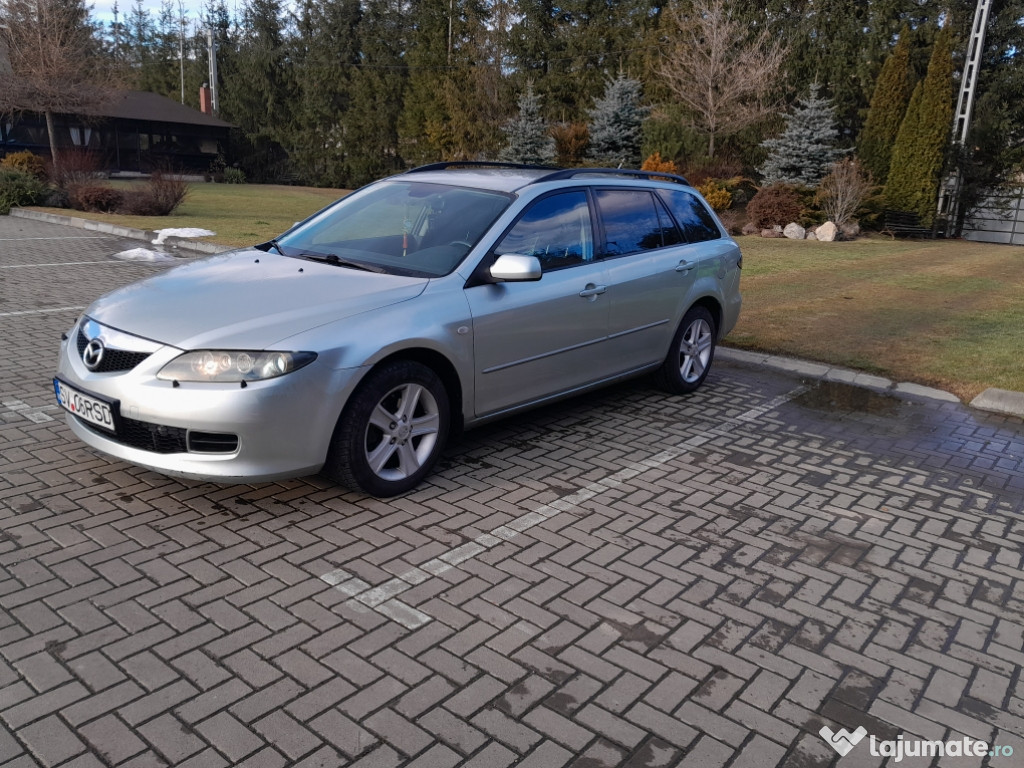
[54, 378, 116, 433]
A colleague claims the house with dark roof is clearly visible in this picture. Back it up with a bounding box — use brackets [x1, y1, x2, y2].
[1, 90, 232, 175]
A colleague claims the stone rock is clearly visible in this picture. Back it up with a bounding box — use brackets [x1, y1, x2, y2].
[742, 222, 760, 236]
[784, 222, 806, 240]
[817, 221, 839, 242]
[772, 224, 783, 233]
[840, 221, 861, 239]
[806, 232, 817, 241]
[761, 228, 784, 238]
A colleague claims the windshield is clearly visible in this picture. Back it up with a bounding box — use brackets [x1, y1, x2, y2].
[272, 181, 513, 277]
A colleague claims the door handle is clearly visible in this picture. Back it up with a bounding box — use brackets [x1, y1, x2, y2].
[675, 261, 693, 272]
[579, 284, 607, 298]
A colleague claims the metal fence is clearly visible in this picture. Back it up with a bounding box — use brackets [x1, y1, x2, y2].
[962, 186, 1024, 245]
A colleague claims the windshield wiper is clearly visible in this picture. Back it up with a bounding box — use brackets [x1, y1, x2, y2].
[302, 252, 387, 273]
[267, 238, 286, 254]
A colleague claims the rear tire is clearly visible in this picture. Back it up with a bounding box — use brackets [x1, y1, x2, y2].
[325, 361, 450, 496]
[656, 305, 717, 394]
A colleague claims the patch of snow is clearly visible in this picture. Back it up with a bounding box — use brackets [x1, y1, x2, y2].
[112, 248, 178, 262]
[153, 227, 216, 245]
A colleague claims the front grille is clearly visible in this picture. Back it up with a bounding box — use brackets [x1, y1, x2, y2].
[188, 432, 239, 453]
[80, 415, 187, 454]
[77, 328, 151, 373]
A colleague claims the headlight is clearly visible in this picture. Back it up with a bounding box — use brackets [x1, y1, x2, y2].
[157, 351, 317, 382]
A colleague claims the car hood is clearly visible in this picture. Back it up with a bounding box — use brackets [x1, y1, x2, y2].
[87, 249, 428, 349]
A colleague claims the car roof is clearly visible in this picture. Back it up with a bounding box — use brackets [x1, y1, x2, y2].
[395, 162, 692, 194]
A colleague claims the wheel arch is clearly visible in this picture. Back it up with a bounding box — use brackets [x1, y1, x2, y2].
[370, 348, 465, 436]
[689, 295, 723, 339]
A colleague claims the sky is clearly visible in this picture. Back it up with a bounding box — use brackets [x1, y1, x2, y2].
[90, 0, 212, 27]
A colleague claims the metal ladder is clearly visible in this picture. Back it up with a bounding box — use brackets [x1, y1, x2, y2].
[938, 0, 993, 223]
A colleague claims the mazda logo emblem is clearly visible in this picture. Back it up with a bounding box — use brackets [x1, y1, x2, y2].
[83, 338, 105, 371]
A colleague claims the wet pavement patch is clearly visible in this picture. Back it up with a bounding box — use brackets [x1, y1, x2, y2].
[794, 380, 901, 416]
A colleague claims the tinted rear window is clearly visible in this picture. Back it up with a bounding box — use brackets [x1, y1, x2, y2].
[596, 189, 673, 255]
[657, 189, 722, 243]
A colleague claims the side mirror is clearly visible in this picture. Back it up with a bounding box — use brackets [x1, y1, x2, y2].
[489, 254, 542, 282]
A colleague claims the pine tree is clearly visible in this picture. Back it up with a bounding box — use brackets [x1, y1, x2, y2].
[884, 26, 953, 226]
[499, 83, 554, 163]
[342, 0, 410, 186]
[137, 0, 184, 99]
[219, 0, 293, 180]
[506, 0, 657, 123]
[282, 0, 361, 186]
[587, 72, 647, 167]
[858, 26, 912, 185]
[399, 0, 498, 164]
[758, 84, 846, 186]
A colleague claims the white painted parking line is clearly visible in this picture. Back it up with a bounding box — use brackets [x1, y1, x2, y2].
[3, 399, 56, 423]
[0, 306, 85, 318]
[0, 236, 112, 241]
[0, 261, 149, 269]
[320, 384, 808, 629]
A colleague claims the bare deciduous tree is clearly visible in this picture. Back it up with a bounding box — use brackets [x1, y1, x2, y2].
[816, 157, 875, 227]
[657, 0, 785, 159]
[0, 0, 115, 175]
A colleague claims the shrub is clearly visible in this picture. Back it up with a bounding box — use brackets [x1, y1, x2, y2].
[678, 156, 743, 186]
[118, 172, 188, 216]
[746, 183, 803, 228]
[1, 151, 48, 181]
[716, 209, 744, 236]
[551, 122, 589, 167]
[722, 176, 758, 205]
[696, 179, 732, 212]
[44, 188, 70, 209]
[0, 169, 50, 214]
[68, 184, 124, 213]
[52, 149, 105, 190]
[816, 157, 875, 227]
[641, 152, 678, 173]
[223, 167, 246, 184]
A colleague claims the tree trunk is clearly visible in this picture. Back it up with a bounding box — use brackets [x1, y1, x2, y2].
[44, 110, 60, 180]
[708, 131, 715, 159]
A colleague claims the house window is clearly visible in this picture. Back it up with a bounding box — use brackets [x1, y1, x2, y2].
[69, 127, 94, 147]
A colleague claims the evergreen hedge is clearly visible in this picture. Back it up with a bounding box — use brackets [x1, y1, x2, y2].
[884, 27, 953, 226]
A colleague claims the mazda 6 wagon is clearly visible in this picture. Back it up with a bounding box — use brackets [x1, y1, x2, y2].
[54, 163, 742, 496]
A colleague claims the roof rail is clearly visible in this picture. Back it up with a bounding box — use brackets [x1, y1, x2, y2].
[405, 161, 562, 174]
[535, 168, 691, 186]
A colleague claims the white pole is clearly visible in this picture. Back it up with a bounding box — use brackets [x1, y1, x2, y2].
[178, 0, 186, 104]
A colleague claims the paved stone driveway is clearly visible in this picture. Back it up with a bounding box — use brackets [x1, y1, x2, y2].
[2, 216, 1024, 768]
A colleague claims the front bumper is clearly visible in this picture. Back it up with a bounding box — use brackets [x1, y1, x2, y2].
[55, 322, 363, 482]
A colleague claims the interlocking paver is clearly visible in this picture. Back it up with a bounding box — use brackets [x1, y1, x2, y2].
[3, 214, 1024, 766]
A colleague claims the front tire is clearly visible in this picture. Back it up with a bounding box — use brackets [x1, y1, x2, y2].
[326, 361, 450, 496]
[657, 305, 717, 394]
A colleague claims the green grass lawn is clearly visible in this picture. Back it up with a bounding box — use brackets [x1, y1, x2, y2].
[731, 235, 1024, 401]
[25, 184, 1024, 400]
[28, 180, 350, 247]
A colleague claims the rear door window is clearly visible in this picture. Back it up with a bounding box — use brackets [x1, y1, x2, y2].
[595, 189, 670, 256]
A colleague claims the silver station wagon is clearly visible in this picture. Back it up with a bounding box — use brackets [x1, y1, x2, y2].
[55, 164, 743, 496]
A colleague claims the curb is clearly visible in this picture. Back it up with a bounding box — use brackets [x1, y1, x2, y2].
[969, 389, 1024, 420]
[719, 347, 1024, 420]
[9, 208, 232, 255]
[717, 346, 971, 402]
